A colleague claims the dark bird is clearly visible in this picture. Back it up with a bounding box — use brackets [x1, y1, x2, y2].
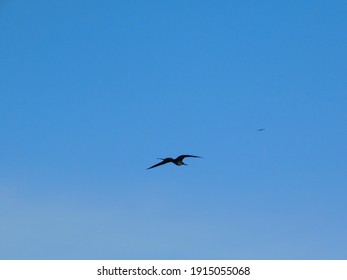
[257, 128, 265, 132]
[147, 155, 202, 170]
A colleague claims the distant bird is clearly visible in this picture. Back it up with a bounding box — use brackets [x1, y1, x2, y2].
[257, 128, 265, 132]
[147, 155, 202, 170]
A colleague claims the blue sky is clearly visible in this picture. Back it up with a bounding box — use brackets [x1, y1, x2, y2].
[1, 0, 346, 259]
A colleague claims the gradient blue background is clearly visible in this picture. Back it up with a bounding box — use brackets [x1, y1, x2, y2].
[1, 0, 346, 259]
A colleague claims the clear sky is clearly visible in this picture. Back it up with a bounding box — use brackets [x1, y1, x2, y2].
[1, 0, 346, 259]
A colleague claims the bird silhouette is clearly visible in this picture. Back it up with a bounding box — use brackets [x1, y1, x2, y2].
[257, 128, 265, 132]
[147, 155, 202, 170]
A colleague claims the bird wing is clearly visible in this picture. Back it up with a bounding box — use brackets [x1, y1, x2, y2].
[176, 155, 202, 161]
[146, 159, 170, 169]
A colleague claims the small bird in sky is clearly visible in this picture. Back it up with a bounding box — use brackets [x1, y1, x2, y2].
[147, 155, 202, 170]
[257, 128, 265, 132]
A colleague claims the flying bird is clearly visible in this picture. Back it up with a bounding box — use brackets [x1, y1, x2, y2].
[257, 128, 265, 132]
[147, 155, 202, 170]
